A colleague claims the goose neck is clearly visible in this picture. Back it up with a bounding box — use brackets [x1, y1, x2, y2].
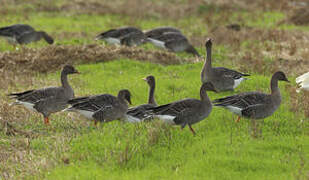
[148, 82, 157, 105]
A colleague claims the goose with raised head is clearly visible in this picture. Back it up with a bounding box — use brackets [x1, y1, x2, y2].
[8, 65, 79, 125]
[144, 26, 182, 39]
[146, 82, 216, 135]
[0, 24, 54, 47]
[147, 32, 200, 57]
[213, 71, 289, 121]
[95, 26, 147, 46]
[64, 89, 132, 125]
[126, 75, 157, 122]
[296, 72, 309, 92]
[201, 38, 250, 92]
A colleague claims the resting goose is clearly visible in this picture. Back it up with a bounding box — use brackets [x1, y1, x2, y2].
[8, 65, 79, 125]
[144, 26, 182, 39]
[95, 26, 147, 46]
[296, 72, 309, 92]
[201, 38, 250, 92]
[64, 89, 132, 125]
[0, 24, 54, 47]
[147, 32, 200, 57]
[146, 82, 216, 135]
[126, 75, 157, 122]
[213, 71, 289, 121]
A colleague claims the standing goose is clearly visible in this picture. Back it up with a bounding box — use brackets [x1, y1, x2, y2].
[8, 65, 79, 125]
[95, 26, 147, 46]
[146, 82, 216, 135]
[147, 32, 200, 57]
[0, 24, 54, 47]
[144, 26, 182, 39]
[126, 75, 157, 122]
[213, 71, 289, 122]
[201, 38, 250, 92]
[64, 89, 132, 124]
[296, 72, 309, 92]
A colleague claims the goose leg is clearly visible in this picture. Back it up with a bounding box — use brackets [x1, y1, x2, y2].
[44, 117, 50, 125]
[188, 124, 196, 135]
[235, 116, 241, 123]
[94, 120, 98, 126]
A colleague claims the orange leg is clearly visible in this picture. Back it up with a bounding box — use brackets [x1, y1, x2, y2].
[189, 124, 196, 135]
[44, 117, 50, 125]
[235, 116, 241, 123]
[94, 120, 98, 126]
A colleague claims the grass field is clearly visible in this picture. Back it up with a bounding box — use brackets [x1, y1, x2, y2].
[0, 0, 309, 179]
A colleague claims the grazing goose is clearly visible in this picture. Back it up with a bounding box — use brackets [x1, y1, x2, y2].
[144, 26, 182, 39]
[8, 65, 79, 125]
[95, 26, 147, 46]
[213, 71, 289, 122]
[296, 72, 309, 92]
[0, 24, 54, 47]
[64, 89, 132, 125]
[146, 82, 216, 135]
[201, 38, 250, 92]
[147, 32, 200, 57]
[126, 75, 157, 122]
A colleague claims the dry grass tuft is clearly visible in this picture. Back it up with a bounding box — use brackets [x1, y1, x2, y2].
[0, 44, 194, 74]
[286, 7, 309, 25]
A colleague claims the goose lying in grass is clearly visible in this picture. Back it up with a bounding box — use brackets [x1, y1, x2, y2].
[126, 75, 157, 123]
[8, 65, 79, 125]
[296, 72, 309, 92]
[144, 26, 182, 39]
[64, 89, 132, 125]
[0, 24, 54, 48]
[95, 26, 147, 47]
[146, 82, 216, 135]
[201, 38, 250, 92]
[147, 32, 200, 57]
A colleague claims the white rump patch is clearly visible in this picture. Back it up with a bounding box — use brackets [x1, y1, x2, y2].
[296, 72, 309, 84]
[15, 101, 36, 111]
[296, 72, 309, 92]
[233, 78, 246, 89]
[225, 106, 242, 116]
[74, 110, 94, 120]
[147, 38, 166, 48]
[104, 37, 121, 45]
[155, 115, 176, 125]
[125, 115, 142, 123]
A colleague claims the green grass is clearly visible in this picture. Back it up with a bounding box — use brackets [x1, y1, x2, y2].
[14, 60, 307, 179]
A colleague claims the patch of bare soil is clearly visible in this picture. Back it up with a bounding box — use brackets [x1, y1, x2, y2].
[0, 44, 194, 74]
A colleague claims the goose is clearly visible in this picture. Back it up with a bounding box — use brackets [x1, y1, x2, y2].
[147, 32, 200, 57]
[201, 38, 250, 92]
[0, 24, 54, 47]
[126, 75, 157, 122]
[95, 26, 147, 46]
[8, 65, 79, 125]
[146, 82, 216, 135]
[296, 72, 309, 92]
[64, 89, 132, 125]
[213, 71, 289, 122]
[144, 26, 182, 39]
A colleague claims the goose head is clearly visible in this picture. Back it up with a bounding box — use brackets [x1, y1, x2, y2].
[63, 65, 80, 75]
[143, 75, 155, 87]
[273, 71, 289, 82]
[205, 38, 212, 48]
[118, 89, 132, 105]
